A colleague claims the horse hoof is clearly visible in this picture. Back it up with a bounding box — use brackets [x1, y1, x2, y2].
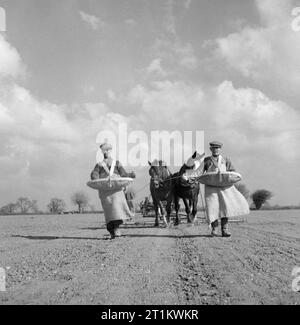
[162, 215, 168, 226]
[163, 222, 170, 228]
[154, 223, 159, 227]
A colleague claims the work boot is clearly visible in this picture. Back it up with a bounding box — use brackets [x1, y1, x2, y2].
[211, 220, 219, 237]
[221, 218, 231, 237]
[114, 228, 122, 238]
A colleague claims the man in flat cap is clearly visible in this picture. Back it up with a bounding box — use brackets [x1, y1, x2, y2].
[91, 142, 136, 239]
[203, 141, 235, 176]
[92, 142, 136, 179]
[203, 141, 249, 237]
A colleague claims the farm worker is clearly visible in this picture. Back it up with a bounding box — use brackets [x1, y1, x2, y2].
[91, 143, 136, 239]
[203, 141, 250, 237]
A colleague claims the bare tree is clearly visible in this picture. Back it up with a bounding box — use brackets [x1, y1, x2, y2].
[16, 197, 39, 214]
[251, 190, 273, 210]
[48, 198, 66, 214]
[71, 192, 89, 213]
[30, 200, 39, 213]
[0, 203, 18, 215]
[16, 197, 32, 214]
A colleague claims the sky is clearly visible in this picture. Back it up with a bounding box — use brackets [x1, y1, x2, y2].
[0, 0, 300, 211]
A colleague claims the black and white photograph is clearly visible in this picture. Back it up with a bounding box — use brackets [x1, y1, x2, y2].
[0, 0, 299, 308]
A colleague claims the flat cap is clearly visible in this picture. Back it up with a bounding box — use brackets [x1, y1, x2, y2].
[100, 143, 112, 151]
[209, 141, 223, 148]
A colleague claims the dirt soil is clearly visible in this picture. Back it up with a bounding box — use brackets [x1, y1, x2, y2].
[0, 210, 299, 305]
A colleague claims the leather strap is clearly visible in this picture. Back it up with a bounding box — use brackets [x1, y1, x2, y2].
[101, 159, 116, 176]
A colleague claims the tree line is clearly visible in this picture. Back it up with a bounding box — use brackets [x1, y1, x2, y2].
[0, 185, 279, 216]
[0, 191, 91, 215]
[0, 197, 39, 215]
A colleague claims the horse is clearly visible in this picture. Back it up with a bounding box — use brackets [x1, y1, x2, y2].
[148, 160, 174, 227]
[173, 152, 201, 226]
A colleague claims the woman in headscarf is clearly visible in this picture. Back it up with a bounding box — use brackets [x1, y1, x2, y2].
[91, 143, 136, 239]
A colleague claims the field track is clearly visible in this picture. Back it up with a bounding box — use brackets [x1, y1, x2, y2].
[0, 210, 300, 305]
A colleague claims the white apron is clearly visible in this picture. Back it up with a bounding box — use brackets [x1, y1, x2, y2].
[98, 159, 132, 224]
[204, 155, 249, 224]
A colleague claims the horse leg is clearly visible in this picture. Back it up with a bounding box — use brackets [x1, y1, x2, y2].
[166, 195, 172, 225]
[153, 201, 159, 227]
[174, 195, 180, 226]
[191, 196, 198, 224]
[159, 201, 168, 227]
[183, 198, 192, 223]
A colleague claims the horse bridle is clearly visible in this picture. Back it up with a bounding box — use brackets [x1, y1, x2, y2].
[178, 166, 197, 188]
[150, 167, 172, 188]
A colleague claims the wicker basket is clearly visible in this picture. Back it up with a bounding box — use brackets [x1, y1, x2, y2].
[87, 177, 133, 192]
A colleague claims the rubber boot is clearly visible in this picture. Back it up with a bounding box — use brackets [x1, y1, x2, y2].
[221, 218, 231, 237]
[211, 220, 219, 237]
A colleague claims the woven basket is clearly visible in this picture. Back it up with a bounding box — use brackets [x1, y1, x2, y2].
[186, 171, 242, 187]
[87, 177, 133, 192]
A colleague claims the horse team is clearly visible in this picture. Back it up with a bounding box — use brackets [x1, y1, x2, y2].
[148, 152, 200, 227]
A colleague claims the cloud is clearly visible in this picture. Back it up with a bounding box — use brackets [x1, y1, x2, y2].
[212, 81, 300, 159]
[0, 84, 79, 208]
[79, 11, 103, 31]
[107, 89, 117, 102]
[83, 102, 109, 120]
[214, 27, 273, 78]
[145, 58, 167, 77]
[0, 34, 24, 79]
[128, 80, 204, 126]
[0, 34, 117, 208]
[164, 0, 176, 35]
[184, 0, 192, 10]
[142, 1, 198, 75]
[213, 0, 300, 99]
[153, 38, 198, 71]
[175, 42, 198, 69]
[128, 78, 300, 160]
[0, 82, 118, 208]
[0, 83, 78, 177]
